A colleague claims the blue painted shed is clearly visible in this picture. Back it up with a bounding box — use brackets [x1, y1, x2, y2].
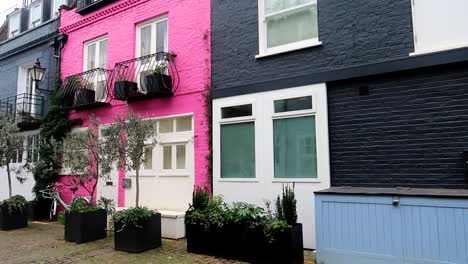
[315, 187, 468, 264]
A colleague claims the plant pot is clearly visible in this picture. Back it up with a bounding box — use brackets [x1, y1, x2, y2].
[266, 223, 304, 264]
[114, 81, 138, 100]
[64, 209, 107, 244]
[114, 213, 162, 253]
[186, 223, 223, 256]
[74, 89, 96, 106]
[144, 73, 173, 95]
[28, 199, 52, 221]
[0, 206, 28, 231]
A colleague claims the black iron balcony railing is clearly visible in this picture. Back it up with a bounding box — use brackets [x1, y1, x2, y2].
[0, 93, 45, 130]
[76, 0, 117, 15]
[109, 52, 179, 102]
[58, 68, 112, 110]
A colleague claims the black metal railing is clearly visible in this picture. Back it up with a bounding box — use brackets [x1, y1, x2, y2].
[109, 52, 179, 101]
[58, 68, 111, 109]
[0, 93, 45, 128]
[76, 0, 117, 15]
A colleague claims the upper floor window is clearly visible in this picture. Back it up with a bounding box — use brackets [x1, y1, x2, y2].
[411, 0, 468, 55]
[30, 1, 43, 28]
[136, 16, 168, 57]
[9, 12, 21, 38]
[53, 0, 67, 17]
[257, 0, 319, 57]
[84, 36, 108, 70]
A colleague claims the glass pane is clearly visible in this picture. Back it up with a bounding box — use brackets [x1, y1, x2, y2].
[31, 4, 41, 23]
[159, 119, 174, 133]
[265, 0, 313, 14]
[274, 96, 312, 113]
[141, 25, 152, 56]
[274, 116, 317, 178]
[144, 146, 153, 170]
[99, 39, 107, 69]
[221, 104, 252, 119]
[221, 122, 255, 178]
[156, 20, 168, 52]
[267, 5, 318, 48]
[10, 14, 20, 32]
[176, 145, 186, 169]
[86, 43, 96, 70]
[163, 145, 172, 169]
[176, 116, 192, 132]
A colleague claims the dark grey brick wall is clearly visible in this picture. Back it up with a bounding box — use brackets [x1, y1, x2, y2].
[328, 63, 468, 189]
[211, 0, 414, 93]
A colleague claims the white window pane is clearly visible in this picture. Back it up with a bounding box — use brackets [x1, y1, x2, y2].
[176, 145, 186, 169]
[265, 0, 313, 14]
[31, 4, 42, 27]
[10, 14, 20, 36]
[273, 116, 317, 178]
[163, 145, 172, 169]
[176, 116, 192, 132]
[159, 119, 173, 133]
[156, 20, 168, 52]
[86, 43, 96, 70]
[266, 5, 318, 48]
[99, 39, 107, 69]
[141, 25, 152, 56]
[144, 146, 153, 170]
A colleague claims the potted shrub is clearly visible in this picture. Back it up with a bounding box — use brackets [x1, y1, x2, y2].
[0, 195, 28, 230]
[144, 63, 172, 95]
[60, 115, 115, 243]
[105, 112, 161, 253]
[114, 74, 137, 100]
[74, 81, 96, 106]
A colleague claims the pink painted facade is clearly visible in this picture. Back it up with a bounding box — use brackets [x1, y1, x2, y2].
[58, 0, 211, 208]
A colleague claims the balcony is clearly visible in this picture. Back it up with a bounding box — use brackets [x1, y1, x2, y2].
[109, 52, 179, 102]
[0, 93, 45, 130]
[59, 68, 112, 111]
[76, 0, 118, 15]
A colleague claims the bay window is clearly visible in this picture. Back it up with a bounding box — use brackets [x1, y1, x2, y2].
[258, 0, 320, 57]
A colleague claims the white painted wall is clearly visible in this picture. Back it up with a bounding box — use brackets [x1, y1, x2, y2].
[0, 130, 40, 202]
[212, 84, 330, 249]
[411, 0, 468, 54]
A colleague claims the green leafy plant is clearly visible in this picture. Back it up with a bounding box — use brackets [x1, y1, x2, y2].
[153, 62, 168, 75]
[191, 187, 210, 211]
[58, 211, 65, 225]
[185, 195, 227, 230]
[69, 198, 98, 213]
[113, 207, 156, 231]
[225, 202, 266, 227]
[275, 184, 297, 225]
[0, 195, 28, 214]
[0, 117, 25, 198]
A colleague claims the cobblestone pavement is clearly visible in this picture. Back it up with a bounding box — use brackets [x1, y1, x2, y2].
[0, 222, 316, 264]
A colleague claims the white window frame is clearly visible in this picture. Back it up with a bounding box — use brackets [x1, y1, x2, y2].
[52, 0, 67, 18]
[216, 100, 258, 182]
[136, 16, 169, 57]
[8, 11, 21, 38]
[83, 36, 108, 71]
[256, 0, 321, 58]
[213, 84, 330, 184]
[29, 0, 43, 28]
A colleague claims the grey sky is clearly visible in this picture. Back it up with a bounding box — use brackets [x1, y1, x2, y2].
[0, 0, 23, 26]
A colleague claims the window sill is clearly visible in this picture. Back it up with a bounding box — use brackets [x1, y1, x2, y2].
[218, 178, 258, 183]
[128, 173, 156, 178]
[272, 178, 321, 183]
[159, 174, 190, 178]
[255, 40, 322, 59]
[410, 43, 468, 56]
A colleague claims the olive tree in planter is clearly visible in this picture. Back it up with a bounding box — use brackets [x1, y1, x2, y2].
[61, 115, 114, 243]
[105, 111, 161, 253]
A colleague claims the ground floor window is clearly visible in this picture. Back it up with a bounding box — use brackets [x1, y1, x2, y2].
[221, 122, 256, 178]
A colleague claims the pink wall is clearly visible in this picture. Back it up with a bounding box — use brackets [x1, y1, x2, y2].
[59, 0, 211, 207]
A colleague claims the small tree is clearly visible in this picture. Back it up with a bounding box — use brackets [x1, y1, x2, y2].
[62, 115, 113, 202]
[106, 112, 156, 207]
[0, 117, 25, 198]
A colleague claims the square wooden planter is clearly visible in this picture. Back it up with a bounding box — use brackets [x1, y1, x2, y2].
[64, 209, 107, 244]
[114, 213, 162, 253]
[0, 207, 28, 231]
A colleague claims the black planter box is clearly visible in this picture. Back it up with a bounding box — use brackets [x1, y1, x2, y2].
[0, 207, 28, 231]
[144, 74, 173, 95]
[114, 213, 162, 253]
[74, 89, 96, 106]
[114, 81, 138, 100]
[28, 199, 52, 221]
[64, 209, 107, 244]
[185, 223, 304, 264]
